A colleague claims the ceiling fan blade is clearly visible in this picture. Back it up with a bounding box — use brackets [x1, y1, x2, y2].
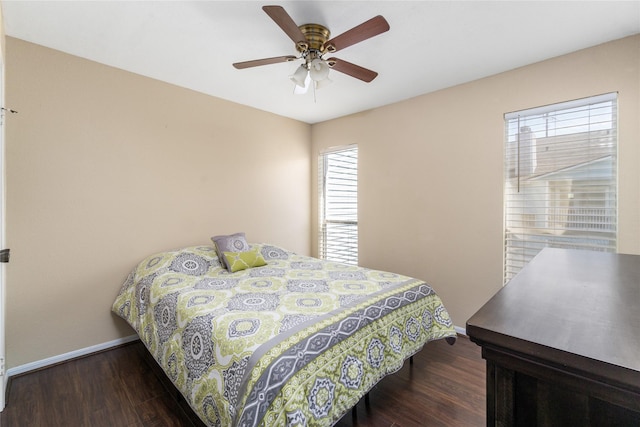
[262, 5, 307, 48]
[327, 58, 378, 83]
[323, 15, 389, 53]
[233, 55, 298, 69]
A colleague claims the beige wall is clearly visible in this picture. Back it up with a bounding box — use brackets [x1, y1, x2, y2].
[311, 35, 640, 328]
[5, 37, 311, 369]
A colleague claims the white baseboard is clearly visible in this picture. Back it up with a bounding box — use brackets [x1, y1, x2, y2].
[6, 335, 139, 379]
[454, 325, 467, 336]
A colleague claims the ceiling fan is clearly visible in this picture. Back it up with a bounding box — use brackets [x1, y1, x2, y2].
[233, 5, 390, 91]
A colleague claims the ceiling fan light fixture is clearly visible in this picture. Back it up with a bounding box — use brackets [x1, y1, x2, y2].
[235, 6, 390, 92]
[309, 58, 330, 81]
[290, 64, 308, 87]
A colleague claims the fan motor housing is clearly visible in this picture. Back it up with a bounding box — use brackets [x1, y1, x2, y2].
[297, 23, 331, 53]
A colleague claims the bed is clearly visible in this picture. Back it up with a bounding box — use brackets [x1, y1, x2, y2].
[112, 241, 456, 426]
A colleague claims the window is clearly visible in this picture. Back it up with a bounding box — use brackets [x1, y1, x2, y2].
[504, 93, 617, 283]
[319, 145, 358, 264]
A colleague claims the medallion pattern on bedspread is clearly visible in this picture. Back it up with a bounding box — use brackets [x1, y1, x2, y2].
[112, 244, 455, 427]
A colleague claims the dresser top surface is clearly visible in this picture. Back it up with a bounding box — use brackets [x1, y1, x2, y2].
[467, 248, 640, 385]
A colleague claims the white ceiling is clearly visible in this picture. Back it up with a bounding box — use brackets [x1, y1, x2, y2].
[3, 1, 640, 124]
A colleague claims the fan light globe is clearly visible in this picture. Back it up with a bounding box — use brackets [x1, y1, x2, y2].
[290, 65, 308, 87]
[294, 73, 311, 94]
[309, 58, 330, 81]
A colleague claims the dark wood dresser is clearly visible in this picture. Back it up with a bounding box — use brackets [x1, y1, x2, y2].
[466, 248, 640, 426]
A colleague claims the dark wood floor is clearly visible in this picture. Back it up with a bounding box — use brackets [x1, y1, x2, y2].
[1, 335, 485, 427]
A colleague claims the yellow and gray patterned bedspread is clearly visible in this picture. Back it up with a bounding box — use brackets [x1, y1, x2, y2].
[112, 244, 456, 426]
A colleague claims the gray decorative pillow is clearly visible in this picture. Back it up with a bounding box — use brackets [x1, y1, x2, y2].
[211, 232, 250, 271]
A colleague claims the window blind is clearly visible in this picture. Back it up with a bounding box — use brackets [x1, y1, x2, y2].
[504, 93, 617, 283]
[319, 145, 358, 265]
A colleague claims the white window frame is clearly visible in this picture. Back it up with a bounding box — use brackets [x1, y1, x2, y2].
[503, 93, 618, 283]
[318, 145, 358, 265]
